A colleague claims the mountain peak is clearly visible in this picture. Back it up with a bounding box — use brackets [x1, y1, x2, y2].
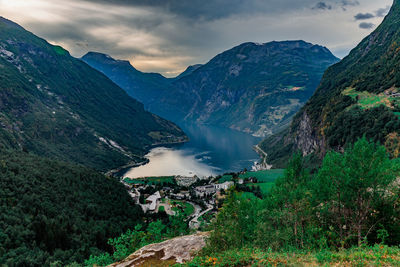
[174, 64, 203, 80]
[0, 16, 24, 29]
[83, 51, 108, 57]
[82, 51, 133, 67]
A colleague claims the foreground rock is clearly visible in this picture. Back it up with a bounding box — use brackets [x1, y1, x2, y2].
[108, 232, 209, 267]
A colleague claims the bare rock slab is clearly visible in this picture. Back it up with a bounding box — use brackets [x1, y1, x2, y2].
[109, 232, 209, 267]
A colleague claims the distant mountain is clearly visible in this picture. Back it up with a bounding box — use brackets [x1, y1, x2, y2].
[84, 41, 339, 136]
[260, 1, 400, 167]
[81, 52, 172, 114]
[168, 41, 339, 136]
[0, 17, 187, 171]
[174, 64, 203, 80]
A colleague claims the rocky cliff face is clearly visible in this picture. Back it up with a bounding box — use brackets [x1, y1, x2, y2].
[294, 112, 323, 156]
[84, 41, 338, 137]
[260, 0, 400, 167]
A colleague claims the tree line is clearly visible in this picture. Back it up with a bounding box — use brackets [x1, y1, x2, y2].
[206, 137, 400, 252]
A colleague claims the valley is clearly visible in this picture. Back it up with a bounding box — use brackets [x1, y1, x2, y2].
[1, 0, 400, 266]
[83, 41, 339, 138]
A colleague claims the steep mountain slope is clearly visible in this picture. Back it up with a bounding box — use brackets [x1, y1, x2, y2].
[173, 64, 203, 80]
[81, 52, 172, 114]
[0, 17, 187, 171]
[84, 41, 339, 137]
[260, 0, 400, 167]
[169, 41, 339, 136]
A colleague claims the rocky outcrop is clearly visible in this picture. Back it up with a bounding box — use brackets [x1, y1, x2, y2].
[294, 112, 322, 156]
[109, 232, 209, 267]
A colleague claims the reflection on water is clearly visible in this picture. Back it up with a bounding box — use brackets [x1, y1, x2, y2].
[123, 147, 219, 178]
[123, 124, 261, 178]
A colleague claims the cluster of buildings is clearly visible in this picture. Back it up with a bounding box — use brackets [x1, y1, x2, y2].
[122, 177, 235, 215]
[193, 181, 234, 197]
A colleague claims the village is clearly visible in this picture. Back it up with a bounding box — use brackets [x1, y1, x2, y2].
[122, 174, 236, 229]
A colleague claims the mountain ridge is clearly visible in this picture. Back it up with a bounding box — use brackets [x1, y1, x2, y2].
[0, 17, 187, 171]
[84, 40, 339, 137]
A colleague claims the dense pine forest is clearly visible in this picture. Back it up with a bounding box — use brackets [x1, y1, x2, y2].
[0, 151, 144, 266]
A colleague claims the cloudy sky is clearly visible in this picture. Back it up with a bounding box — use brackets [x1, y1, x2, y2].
[0, 0, 393, 77]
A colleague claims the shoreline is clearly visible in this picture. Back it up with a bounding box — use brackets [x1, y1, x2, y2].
[106, 138, 189, 178]
[105, 159, 149, 178]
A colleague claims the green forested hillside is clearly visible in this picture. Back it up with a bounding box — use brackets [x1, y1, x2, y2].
[260, 1, 400, 167]
[0, 151, 143, 266]
[188, 138, 400, 266]
[0, 17, 187, 171]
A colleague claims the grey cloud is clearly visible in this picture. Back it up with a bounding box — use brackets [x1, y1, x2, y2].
[340, 0, 360, 7]
[312, 2, 333, 10]
[354, 12, 374, 20]
[359, 22, 375, 29]
[375, 6, 391, 17]
[81, 0, 333, 21]
[4, 0, 392, 76]
[79, 0, 368, 21]
[340, 0, 360, 11]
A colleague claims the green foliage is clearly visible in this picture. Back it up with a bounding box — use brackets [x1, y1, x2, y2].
[0, 151, 143, 266]
[218, 169, 284, 183]
[205, 189, 263, 252]
[326, 105, 400, 148]
[315, 137, 399, 246]
[182, 245, 400, 266]
[124, 176, 175, 185]
[205, 138, 400, 256]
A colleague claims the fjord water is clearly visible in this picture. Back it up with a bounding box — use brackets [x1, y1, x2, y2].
[123, 124, 261, 178]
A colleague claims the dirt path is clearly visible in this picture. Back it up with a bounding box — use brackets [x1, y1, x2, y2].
[253, 145, 272, 170]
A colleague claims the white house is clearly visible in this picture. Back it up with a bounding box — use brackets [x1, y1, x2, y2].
[141, 191, 161, 213]
[215, 181, 234, 191]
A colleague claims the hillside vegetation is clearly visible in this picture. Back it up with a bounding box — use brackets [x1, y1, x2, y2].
[184, 138, 400, 266]
[0, 17, 186, 171]
[0, 151, 144, 266]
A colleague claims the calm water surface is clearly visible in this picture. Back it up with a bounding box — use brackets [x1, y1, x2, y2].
[123, 124, 261, 178]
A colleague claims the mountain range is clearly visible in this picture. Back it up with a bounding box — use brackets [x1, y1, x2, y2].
[0, 17, 187, 171]
[83, 41, 339, 137]
[260, 0, 400, 167]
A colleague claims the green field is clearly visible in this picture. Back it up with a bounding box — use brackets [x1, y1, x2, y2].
[219, 169, 284, 183]
[247, 182, 275, 193]
[219, 170, 284, 194]
[123, 176, 175, 185]
[343, 87, 399, 110]
[171, 200, 195, 217]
